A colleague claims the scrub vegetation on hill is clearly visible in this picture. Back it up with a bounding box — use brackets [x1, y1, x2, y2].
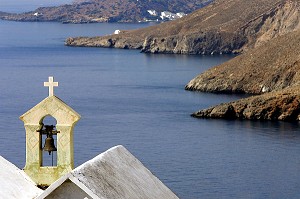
[0, 0, 212, 23]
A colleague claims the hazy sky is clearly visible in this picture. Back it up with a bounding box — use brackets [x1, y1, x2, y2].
[0, 0, 74, 13]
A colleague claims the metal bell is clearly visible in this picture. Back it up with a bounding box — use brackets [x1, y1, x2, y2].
[43, 136, 57, 155]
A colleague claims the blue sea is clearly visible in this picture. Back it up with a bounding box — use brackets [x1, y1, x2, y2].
[1, 19, 300, 199]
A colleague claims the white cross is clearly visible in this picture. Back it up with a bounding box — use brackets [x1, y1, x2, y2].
[44, 76, 58, 97]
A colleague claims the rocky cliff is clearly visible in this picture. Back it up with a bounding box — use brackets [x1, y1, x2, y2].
[65, 0, 300, 55]
[184, 4, 300, 121]
[0, 0, 212, 23]
[185, 29, 300, 94]
[192, 86, 300, 121]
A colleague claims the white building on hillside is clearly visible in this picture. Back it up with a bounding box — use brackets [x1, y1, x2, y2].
[147, 10, 158, 16]
[176, 12, 187, 18]
[160, 11, 186, 20]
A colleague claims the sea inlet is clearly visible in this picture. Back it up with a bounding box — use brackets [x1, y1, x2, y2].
[1, 20, 300, 198]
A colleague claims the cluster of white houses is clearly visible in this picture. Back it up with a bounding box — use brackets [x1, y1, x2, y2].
[0, 77, 178, 199]
[147, 10, 187, 21]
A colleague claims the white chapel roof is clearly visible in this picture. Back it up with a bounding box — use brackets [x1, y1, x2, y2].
[38, 145, 179, 199]
[0, 156, 43, 199]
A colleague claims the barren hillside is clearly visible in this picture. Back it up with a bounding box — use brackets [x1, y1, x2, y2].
[0, 0, 212, 23]
[65, 0, 300, 55]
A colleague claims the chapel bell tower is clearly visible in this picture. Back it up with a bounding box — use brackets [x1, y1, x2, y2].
[20, 77, 81, 186]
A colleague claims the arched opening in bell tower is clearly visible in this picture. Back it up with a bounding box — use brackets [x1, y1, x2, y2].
[40, 115, 58, 167]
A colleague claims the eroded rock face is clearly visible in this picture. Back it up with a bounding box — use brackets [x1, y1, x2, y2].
[192, 86, 300, 121]
[65, 34, 144, 49]
[186, 26, 300, 121]
[143, 0, 300, 54]
[140, 31, 246, 55]
[185, 29, 300, 94]
[249, 0, 300, 49]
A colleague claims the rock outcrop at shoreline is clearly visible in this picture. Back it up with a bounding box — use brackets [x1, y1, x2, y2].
[192, 86, 300, 121]
[185, 28, 300, 121]
[65, 0, 300, 55]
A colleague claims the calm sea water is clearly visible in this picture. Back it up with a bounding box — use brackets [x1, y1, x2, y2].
[1, 20, 300, 199]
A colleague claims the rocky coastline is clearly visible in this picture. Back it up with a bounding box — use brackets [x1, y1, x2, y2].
[65, 0, 294, 55]
[192, 86, 300, 121]
[185, 30, 300, 95]
[0, 0, 212, 23]
[68, 0, 300, 121]
[185, 24, 300, 121]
